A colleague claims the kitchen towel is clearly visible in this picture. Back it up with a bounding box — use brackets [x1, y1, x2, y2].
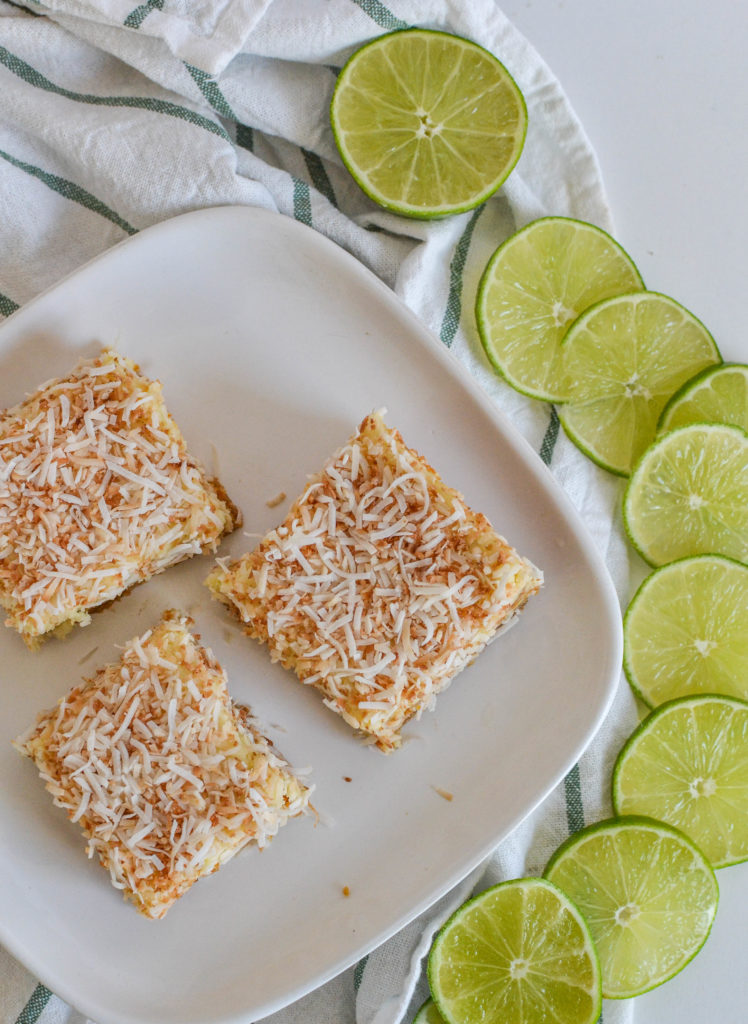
[0, 0, 639, 1021]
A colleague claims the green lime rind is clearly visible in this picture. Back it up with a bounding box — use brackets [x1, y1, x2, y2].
[623, 421, 748, 566]
[413, 998, 448, 1024]
[427, 876, 602, 1024]
[622, 555, 748, 708]
[330, 29, 527, 219]
[475, 216, 644, 402]
[658, 362, 748, 434]
[612, 694, 748, 869]
[557, 290, 721, 476]
[544, 816, 719, 999]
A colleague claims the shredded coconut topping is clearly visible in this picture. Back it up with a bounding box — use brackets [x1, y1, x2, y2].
[0, 350, 238, 643]
[208, 412, 542, 751]
[14, 610, 310, 919]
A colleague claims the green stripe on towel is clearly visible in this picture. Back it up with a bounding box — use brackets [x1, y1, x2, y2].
[353, 954, 369, 991]
[123, 0, 163, 29]
[184, 63, 237, 120]
[235, 123, 254, 152]
[0, 147, 137, 233]
[563, 763, 585, 835]
[0, 148, 137, 235]
[539, 406, 560, 466]
[0, 47, 231, 143]
[439, 205, 485, 349]
[349, 0, 409, 31]
[302, 149, 337, 208]
[292, 178, 312, 226]
[15, 984, 51, 1024]
[0, 292, 20, 317]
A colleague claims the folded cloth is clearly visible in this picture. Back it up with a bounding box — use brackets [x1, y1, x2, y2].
[22, 0, 274, 74]
[0, 0, 638, 1021]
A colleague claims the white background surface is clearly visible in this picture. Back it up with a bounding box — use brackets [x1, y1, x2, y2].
[503, 2, 748, 1022]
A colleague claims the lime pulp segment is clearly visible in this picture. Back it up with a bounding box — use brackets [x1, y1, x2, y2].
[427, 877, 601, 1024]
[613, 695, 748, 868]
[558, 291, 721, 475]
[658, 362, 748, 434]
[623, 422, 748, 566]
[330, 29, 527, 218]
[623, 555, 748, 707]
[476, 217, 643, 402]
[545, 817, 719, 999]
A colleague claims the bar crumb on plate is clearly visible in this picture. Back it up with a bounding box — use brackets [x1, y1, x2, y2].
[0, 349, 240, 647]
[206, 410, 542, 753]
[14, 610, 310, 919]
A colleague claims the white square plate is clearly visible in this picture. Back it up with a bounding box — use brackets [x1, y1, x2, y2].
[0, 207, 621, 1024]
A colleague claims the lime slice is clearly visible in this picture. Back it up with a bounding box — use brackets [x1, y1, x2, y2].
[613, 695, 748, 868]
[476, 217, 643, 401]
[545, 817, 719, 998]
[558, 292, 721, 475]
[330, 29, 527, 218]
[623, 555, 748, 707]
[413, 998, 447, 1024]
[623, 422, 748, 565]
[427, 877, 601, 1024]
[659, 362, 748, 434]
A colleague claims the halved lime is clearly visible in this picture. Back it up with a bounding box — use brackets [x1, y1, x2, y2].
[623, 555, 748, 707]
[558, 292, 721, 475]
[613, 695, 748, 868]
[413, 998, 447, 1024]
[476, 217, 643, 401]
[330, 29, 527, 218]
[427, 876, 601, 1024]
[545, 817, 718, 998]
[659, 362, 748, 434]
[623, 422, 748, 565]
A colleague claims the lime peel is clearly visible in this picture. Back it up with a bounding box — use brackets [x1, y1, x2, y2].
[427, 876, 601, 1024]
[658, 362, 748, 434]
[613, 694, 748, 868]
[545, 816, 719, 999]
[558, 291, 721, 476]
[623, 421, 748, 566]
[331, 29, 527, 219]
[476, 216, 643, 402]
[622, 554, 748, 708]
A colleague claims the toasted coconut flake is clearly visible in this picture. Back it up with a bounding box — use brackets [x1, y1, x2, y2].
[433, 787, 454, 802]
[0, 351, 239, 646]
[207, 412, 542, 752]
[14, 610, 311, 918]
